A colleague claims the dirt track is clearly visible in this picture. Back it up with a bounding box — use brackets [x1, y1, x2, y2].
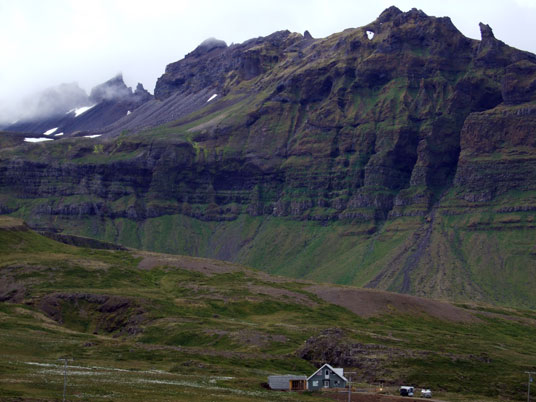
[325, 391, 442, 402]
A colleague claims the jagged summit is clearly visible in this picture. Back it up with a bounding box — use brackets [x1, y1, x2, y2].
[377, 5, 403, 22]
[134, 83, 152, 102]
[89, 73, 132, 103]
[479, 22, 495, 40]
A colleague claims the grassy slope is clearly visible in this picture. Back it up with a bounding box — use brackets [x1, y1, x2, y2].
[12, 200, 536, 309]
[0, 217, 535, 401]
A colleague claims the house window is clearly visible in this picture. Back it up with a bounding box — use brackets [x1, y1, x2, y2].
[323, 380, 330, 387]
[335, 380, 339, 385]
[313, 381, 318, 387]
[325, 369, 329, 375]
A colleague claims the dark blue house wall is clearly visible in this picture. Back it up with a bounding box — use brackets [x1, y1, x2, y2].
[307, 366, 346, 390]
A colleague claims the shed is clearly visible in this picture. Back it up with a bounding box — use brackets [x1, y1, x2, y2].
[307, 363, 348, 390]
[268, 374, 308, 391]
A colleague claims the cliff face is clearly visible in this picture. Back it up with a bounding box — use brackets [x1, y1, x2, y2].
[2, 7, 536, 307]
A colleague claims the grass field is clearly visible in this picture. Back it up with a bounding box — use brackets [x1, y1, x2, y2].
[0, 216, 535, 401]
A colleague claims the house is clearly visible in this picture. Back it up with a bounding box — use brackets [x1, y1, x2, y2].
[268, 375, 308, 391]
[307, 363, 348, 390]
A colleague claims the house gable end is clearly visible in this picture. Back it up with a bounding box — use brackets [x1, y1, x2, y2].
[307, 363, 348, 383]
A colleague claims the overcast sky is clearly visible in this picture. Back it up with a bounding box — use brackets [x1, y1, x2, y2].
[1, 0, 536, 108]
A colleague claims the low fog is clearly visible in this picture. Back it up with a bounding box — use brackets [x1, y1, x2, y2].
[1, 0, 535, 125]
[0, 83, 90, 125]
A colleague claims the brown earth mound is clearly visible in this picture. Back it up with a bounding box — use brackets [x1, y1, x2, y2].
[307, 285, 475, 323]
[136, 251, 241, 275]
[0, 217, 27, 231]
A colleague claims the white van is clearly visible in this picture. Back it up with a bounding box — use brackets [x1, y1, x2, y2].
[421, 388, 432, 398]
[400, 386, 414, 397]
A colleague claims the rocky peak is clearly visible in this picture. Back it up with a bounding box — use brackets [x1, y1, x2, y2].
[475, 22, 508, 68]
[154, 30, 299, 101]
[479, 22, 495, 40]
[90, 74, 133, 103]
[134, 83, 153, 102]
[378, 6, 403, 23]
[303, 30, 313, 40]
[188, 37, 227, 58]
[478, 22, 499, 50]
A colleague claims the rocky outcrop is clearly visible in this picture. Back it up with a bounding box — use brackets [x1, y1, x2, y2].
[154, 31, 303, 100]
[454, 104, 536, 201]
[38, 293, 147, 335]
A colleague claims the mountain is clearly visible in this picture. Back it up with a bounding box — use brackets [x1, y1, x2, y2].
[3, 74, 153, 136]
[1, 7, 536, 308]
[0, 217, 535, 401]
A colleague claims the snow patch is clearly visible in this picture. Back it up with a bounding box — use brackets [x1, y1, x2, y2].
[69, 105, 96, 117]
[24, 137, 53, 143]
[43, 127, 58, 135]
[366, 31, 375, 40]
[207, 94, 218, 102]
[83, 135, 101, 138]
[126, 110, 131, 115]
[54, 132, 64, 136]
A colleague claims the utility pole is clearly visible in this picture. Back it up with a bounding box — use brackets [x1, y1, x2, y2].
[345, 371, 357, 402]
[58, 358, 73, 402]
[527, 372, 536, 402]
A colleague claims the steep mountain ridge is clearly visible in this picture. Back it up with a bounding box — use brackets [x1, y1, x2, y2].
[1, 7, 536, 307]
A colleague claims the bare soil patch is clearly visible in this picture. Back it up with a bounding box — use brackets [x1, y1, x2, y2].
[135, 252, 241, 275]
[247, 284, 316, 306]
[307, 285, 476, 323]
[0, 216, 27, 230]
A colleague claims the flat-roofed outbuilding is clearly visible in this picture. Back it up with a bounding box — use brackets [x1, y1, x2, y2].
[268, 374, 308, 390]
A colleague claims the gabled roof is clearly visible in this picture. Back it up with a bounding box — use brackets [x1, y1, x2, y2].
[307, 363, 348, 382]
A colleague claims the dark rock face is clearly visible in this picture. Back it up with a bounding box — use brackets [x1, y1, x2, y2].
[154, 31, 302, 100]
[454, 105, 536, 201]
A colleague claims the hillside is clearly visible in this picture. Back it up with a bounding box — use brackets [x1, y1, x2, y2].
[0, 217, 535, 401]
[1, 7, 536, 308]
